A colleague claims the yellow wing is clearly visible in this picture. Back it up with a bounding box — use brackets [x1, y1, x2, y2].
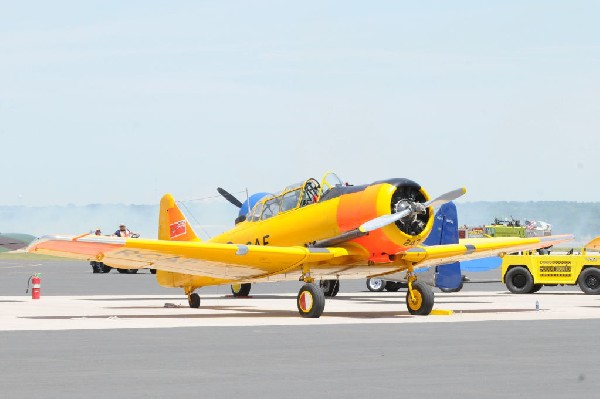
[26, 235, 353, 280]
[27, 233, 573, 283]
[393, 234, 573, 269]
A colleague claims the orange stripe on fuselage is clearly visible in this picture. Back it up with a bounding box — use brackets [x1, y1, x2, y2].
[337, 183, 409, 261]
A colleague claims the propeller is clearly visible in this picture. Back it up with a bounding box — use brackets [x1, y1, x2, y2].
[217, 187, 244, 209]
[359, 187, 466, 233]
[312, 187, 466, 248]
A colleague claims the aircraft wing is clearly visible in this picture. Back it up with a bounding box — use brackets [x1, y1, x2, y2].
[393, 234, 573, 269]
[26, 235, 353, 280]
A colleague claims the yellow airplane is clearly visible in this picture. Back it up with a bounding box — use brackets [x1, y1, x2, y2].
[27, 172, 572, 318]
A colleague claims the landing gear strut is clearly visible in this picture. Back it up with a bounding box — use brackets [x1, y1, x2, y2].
[297, 283, 325, 318]
[297, 267, 326, 318]
[405, 276, 434, 315]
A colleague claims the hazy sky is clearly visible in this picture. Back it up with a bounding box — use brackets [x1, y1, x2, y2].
[2, 1, 599, 206]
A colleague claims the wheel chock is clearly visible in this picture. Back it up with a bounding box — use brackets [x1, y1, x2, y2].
[429, 309, 454, 316]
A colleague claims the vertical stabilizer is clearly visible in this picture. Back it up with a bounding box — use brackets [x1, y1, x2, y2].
[423, 202, 462, 289]
[158, 194, 201, 241]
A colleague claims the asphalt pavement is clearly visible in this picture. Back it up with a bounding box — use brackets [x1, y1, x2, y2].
[0, 256, 597, 398]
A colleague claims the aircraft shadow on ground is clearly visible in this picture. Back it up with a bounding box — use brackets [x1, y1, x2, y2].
[20, 307, 539, 320]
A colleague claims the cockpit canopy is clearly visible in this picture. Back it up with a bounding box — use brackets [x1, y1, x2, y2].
[248, 172, 344, 222]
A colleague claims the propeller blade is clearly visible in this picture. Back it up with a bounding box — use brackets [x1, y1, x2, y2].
[359, 209, 412, 233]
[359, 187, 466, 233]
[424, 187, 466, 210]
[217, 187, 243, 208]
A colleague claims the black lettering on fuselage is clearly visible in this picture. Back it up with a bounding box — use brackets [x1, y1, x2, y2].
[262, 235, 270, 246]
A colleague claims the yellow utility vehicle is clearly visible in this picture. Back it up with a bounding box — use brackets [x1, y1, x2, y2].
[502, 237, 600, 294]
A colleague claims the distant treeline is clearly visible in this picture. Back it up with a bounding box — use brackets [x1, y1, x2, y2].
[1, 201, 599, 244]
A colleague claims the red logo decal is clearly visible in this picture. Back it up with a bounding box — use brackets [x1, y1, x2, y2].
[170, 220, 187, 238]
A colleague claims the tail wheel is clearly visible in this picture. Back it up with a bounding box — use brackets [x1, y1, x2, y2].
[150, 269, 157, 275]
[406, 281, 434, 315]
[440, 282, 464, 293]
[366, 278, 386, 292]
[297, 283, 325, 318]
[505, 266, 534, 294]
[231, 283, 252, 297]
[319, 280, 340, 297]
[578, 268, 600, 294]
[385, 281, 405, 292]
[188, 293, 201, 308]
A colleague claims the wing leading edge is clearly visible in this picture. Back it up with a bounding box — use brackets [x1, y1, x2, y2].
[27, 235, 353, 280]
[391, 234, 574, 269]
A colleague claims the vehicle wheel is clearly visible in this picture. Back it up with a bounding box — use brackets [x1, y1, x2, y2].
[231, 283, 252, 297]
[366, 278, 386, 292]
[529, 284, 543, 293]
[150, 269, 157, 275]
[91, 261, 101, 273]
[100, 263, 112, 273]
[297, 283, 325, 318]
[319, 280, 340, 297]
[117, 268, 138, 274]
[406, 281, 434, 315]
[440, 282, 464, 293]
[505, 266, 534, 294]
[385, 281, 403, 292]
[188, 293, 201, 308]
[578, 268, 600, 294]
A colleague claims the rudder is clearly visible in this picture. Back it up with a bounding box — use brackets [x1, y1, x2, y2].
[158, 194, 201, 241]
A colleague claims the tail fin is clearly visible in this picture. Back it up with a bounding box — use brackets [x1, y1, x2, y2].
[422, 202, 462, 290]
[158, 194, 201, 241]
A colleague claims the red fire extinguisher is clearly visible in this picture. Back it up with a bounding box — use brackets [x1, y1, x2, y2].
[26, 273, 41, 299]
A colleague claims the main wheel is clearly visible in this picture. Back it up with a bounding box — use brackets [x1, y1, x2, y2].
[440, 282, 464, 293]
[319, 280, 340, 297]
[578, 268, 600, 294]
[529, 284, 543, 293]
[231, 283, 252, 297]
[188, 293, 201, 308]
[297, 283, 325, 318]
[505, 266, 534, 294]
[406, 281, 434, 315]
[150, 269, 157, 275]
[385, 281, 405, 292]
[366, 278, 386, 292]
[100, 263, 112, 273]
[117, 268, 138, 274]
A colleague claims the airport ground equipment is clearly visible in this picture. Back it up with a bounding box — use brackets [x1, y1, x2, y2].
[502, 236, 600, 294]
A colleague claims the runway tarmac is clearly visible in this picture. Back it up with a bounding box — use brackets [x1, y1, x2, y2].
[1, 256, 598, 398]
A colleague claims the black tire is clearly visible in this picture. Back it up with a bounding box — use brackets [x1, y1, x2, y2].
[188, 293, 201, 308]
[440, 282, 464, 293]
[117, 268, 138, 274]
[366, 278, 386, 292]
[505, 266, 534, 294]
[319, 280, 340, 297]
[100, 264, 112, 273]
[385, 281, 404, 292]
[406, 281, 434, 315]
[578, 268, 600, 295]
[231, 283, 252, 297]
[297, 283, 326, 318]
[530, 284, 543, 293]
[150, 269, 157, 275]
[90, 261, 101, 273]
